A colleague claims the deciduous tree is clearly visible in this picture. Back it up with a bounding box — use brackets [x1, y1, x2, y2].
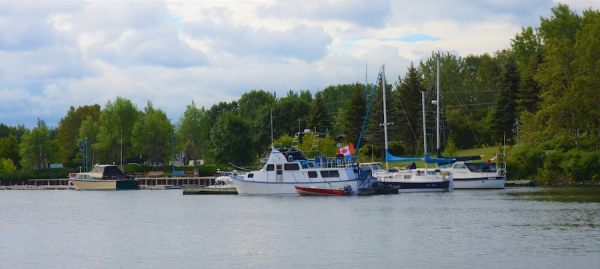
[95, 97, 140, 164]
[210, 112, 253, 164]
[132, 101, 173, 165]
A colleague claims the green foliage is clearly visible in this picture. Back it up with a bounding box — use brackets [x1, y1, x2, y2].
[298, 133, 337, 158]
[0, 158, 17, 173]
[237, 90, 277, 157]
[95, 97, 140, 164]
[307, 92, 331, 134]
[395, 63, 424, 154]
[19, 124, 58, 170]
[507, 145, 544, 180]
[55, 105, 101, 166]
[356, 143, 375, 163]
[0, 134, 20, 170]
[492, 57, 520, 144]
[344, 84, 367, 146]
[132, 102, 173, 165]
[442, 137, 457, 157]
[176, 101, 212, 164]
[77, 116, 99, 169]
[274, 134, 294, 148]
[0, 167, 76, 182]
[332, 108, 348, 139]
[210, 112, 253, 164]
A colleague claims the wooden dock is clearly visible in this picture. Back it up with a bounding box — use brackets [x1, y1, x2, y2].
[505, 179, 538, 187]
[182, 185, 238, 195]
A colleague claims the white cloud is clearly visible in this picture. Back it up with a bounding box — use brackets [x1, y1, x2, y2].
[0, 0, 598, 129]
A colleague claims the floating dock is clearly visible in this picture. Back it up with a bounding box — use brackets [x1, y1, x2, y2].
[182, 185, 238, 195]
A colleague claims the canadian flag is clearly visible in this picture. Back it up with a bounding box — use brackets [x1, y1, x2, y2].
[337, 144, 355, 156]
[490, 153, 498, 161]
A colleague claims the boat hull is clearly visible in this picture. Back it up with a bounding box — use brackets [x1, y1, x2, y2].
[453, 177, 505, 189]
[71, 179, 139, 190]
[382, 180, 453, 193]
[234, 179, 361, 195]
[295, 185, 350, 196]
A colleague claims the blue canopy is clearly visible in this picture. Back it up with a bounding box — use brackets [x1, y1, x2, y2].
[425, 154, 454, 164]
[385, 150, 422, 162]
[437, 152, 481, 161]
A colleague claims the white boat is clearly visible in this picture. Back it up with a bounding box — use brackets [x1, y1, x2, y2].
[70, 164, 139, 190]
[362, 162, 453, 192]
[182, 172, 238, 194]
[231, 147, 375, 195]
[431, 58, 506, 189]
[438, 161, 505, 189]
[371, 65, 453, 192]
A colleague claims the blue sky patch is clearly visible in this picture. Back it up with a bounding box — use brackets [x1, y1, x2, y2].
[170, 16, 182, 29]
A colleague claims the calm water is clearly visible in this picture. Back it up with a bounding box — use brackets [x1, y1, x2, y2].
[1, 187, 599, 269]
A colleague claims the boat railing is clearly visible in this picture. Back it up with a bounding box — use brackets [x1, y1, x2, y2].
[310, 155, 351, 168]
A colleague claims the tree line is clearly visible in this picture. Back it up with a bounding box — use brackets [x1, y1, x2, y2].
[1, 4, 598, 181]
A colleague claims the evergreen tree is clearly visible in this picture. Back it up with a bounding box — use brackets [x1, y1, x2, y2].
[344, 84, 367, 146]
[518, 51, 542, 113]
[307, 92, 331, 135]
[365, 69, 398, 158]
[394, 63, 424, 155]
[492, 57, 520, 144]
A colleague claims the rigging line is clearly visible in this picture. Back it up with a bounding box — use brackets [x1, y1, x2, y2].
[448, 84, 485, 147]
[449, 90, 501, 93]
[398, 98, 419, 147]
[444, 102, 496, 107]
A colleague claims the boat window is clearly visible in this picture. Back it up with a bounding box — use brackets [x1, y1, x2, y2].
[308, 171, 318, 178]
[284, 163, 300, 170]
[320, 170, 340, 178]
[248, 174, 253, 178]
[266, 164, 274, 171]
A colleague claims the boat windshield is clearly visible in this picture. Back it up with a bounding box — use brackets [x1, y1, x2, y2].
[91, 166, 102, 173]
[465, 162, 497, 172]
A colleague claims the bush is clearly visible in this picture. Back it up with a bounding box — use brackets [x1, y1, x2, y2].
[561, 151, 600, 182]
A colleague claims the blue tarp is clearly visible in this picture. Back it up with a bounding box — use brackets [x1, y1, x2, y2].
[424, 154, 455, 164]
[385, 150, 422, 162]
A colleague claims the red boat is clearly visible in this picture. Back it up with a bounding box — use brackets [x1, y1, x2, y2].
[294, 185, 353, 196]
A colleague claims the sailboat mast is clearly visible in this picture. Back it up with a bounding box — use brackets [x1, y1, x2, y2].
[382, 65, 390, 171]
[436, 57, 440, 156]
[422, 91, 428, 174]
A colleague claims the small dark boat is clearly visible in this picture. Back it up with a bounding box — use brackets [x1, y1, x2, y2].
[295, 184, 353, 196]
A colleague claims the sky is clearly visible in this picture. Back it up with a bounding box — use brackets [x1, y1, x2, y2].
[1, 0, 598, 129]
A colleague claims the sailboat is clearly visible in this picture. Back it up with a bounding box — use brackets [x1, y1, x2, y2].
[361, 65, 454, 193]
[431, 58, 506, 189]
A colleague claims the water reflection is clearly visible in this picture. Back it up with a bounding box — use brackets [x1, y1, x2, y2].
[506, 186, 600, 203]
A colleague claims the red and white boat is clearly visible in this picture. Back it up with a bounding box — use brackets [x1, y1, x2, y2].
[294, 184, 353, 196]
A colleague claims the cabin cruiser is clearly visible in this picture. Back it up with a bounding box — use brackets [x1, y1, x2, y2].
[70, 165, 139, 190]
[231, 147, 375, 195]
